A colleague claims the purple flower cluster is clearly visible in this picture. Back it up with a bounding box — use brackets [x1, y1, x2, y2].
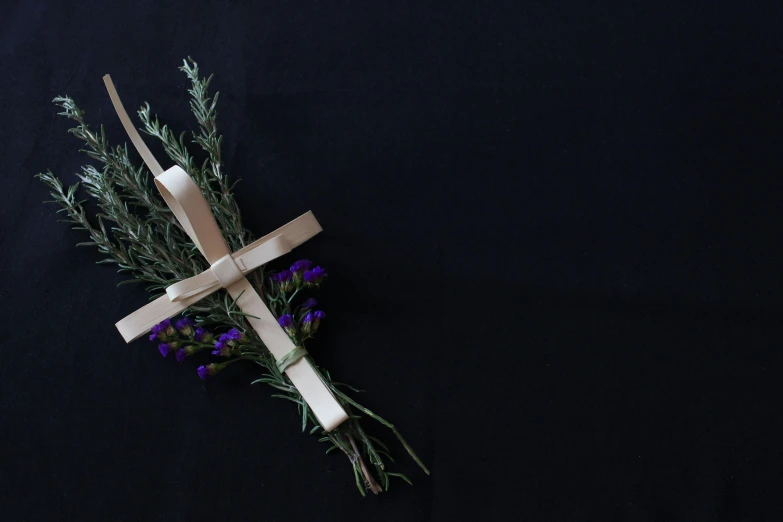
[150, 316, 209, 363]
[279, 308, 327, 337]
[147, 315, 249, 380]
[271, 260, 327, 292]
[150, 318, 175, 341]
[271, 269, 294, 292]
[301, 310, 326, 334]
[272, 269, 293, 284]
[148, 257, 331, 381]
[290, 259, 313, 273]
[212, 328, 243, 357]
[303, 266, 327, 286]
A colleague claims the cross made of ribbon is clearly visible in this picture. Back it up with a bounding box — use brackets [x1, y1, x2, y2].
[103, 75, 349, 432]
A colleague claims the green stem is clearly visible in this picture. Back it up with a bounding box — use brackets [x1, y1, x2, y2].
[328, 383, 430, 475]
[286, 288, 301, 304]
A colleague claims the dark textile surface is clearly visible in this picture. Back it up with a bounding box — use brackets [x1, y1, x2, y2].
[1, 1, 782, 520]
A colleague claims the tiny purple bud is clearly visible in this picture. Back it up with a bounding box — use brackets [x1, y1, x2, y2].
[176, 317, 195, 338]
[302, 298, 317, 310]
[175, 348, 186, 362]
[197, 363, 225, 380]
[301, 311, 315, 334]
[194, 327, 205, 341]
[175, 317, 194, 330]
[158, 343, 171, 358]
[309, 310, 326, 333]
[226, 328, 242, 341]
[151, 318, 172, 339]
[197, 365, 211, 380]
[174, 318, 187, 330]
[278, 314, 294, 328]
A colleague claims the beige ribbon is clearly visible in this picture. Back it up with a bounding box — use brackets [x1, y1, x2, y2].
[104, 75, 349, 432]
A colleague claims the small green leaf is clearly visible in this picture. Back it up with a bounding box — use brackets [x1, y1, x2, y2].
[386, 472, 412, 486]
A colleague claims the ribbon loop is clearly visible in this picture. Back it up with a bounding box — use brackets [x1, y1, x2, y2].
[155, 167, 230, 263]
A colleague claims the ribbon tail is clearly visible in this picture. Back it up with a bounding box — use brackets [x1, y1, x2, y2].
[224, 277, 349, 431]
[116, 286, 218, 343]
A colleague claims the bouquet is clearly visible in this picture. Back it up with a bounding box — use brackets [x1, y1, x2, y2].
[36, 58, 428, 495]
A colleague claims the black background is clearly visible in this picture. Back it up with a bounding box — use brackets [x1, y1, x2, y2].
[1, 1, 782, 520]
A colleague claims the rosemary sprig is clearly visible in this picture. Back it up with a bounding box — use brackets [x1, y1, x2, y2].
[36, 58, 428, 495]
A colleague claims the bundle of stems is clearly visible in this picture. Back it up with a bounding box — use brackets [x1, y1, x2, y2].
[36, 58, 428, 495]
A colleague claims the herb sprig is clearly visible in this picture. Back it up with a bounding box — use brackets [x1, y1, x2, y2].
[37, 58, 428, 495]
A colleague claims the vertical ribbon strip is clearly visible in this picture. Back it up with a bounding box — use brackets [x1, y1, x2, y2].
[104, 76, 349, 432]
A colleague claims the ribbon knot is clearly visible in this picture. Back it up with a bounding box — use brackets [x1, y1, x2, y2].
[164, 234, 292, 302]
[211, 253, 245, 289]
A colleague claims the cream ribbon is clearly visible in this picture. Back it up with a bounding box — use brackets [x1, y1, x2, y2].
[104, 75, 349, 432]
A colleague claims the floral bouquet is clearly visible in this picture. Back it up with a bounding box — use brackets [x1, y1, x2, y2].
[36, 58, 428, 495]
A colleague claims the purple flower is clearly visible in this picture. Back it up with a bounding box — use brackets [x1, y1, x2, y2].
[278, 314, 294, 328]
[194, 327, 207, 342]
[175, 317, 192, 330]
[211, 328, 243, 356]
[197, 365, 212, 380]
[197, 363, 225, 380]
[175, 317, 194, 331]
[303, 266, 328, 285]
[290, 259, 313, 273]
[158, 343, 171, 358]
[302, 298, 317, 310]
[175, 348, 186, 362]
[150, 318, 172, 340]
[175, 317, 195, 338]
[273, 270, 293, 283]
[212, 335, 230, 356]
[302, 310, 325, 334]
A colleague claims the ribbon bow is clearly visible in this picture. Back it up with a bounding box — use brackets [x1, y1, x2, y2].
[104, 76, 349, 432]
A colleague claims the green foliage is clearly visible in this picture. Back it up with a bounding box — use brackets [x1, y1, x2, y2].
[36, 58, 427, 495]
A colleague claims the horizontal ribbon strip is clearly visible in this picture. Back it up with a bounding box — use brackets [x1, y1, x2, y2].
[114, 211, 320, 340]
[104, 75, 349, 431]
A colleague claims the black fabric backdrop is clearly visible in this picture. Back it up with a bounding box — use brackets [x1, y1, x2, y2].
[1, 1, 782, 520]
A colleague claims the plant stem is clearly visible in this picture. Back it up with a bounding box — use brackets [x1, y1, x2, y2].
[346, 431, 382, 494]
